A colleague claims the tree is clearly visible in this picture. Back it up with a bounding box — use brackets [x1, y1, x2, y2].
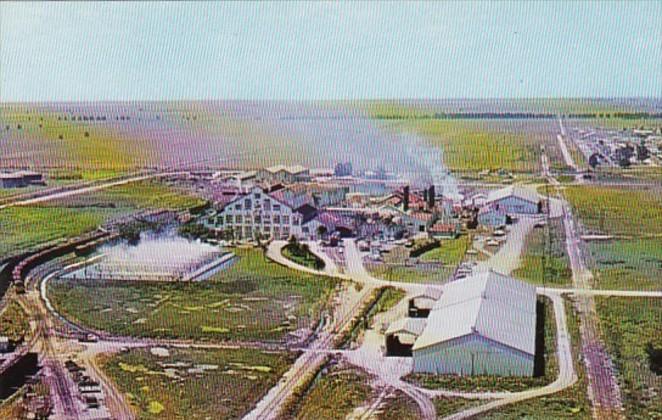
[317, 225, 328, 239]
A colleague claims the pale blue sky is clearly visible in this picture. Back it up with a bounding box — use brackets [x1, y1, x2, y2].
[1, 1, 660, 101]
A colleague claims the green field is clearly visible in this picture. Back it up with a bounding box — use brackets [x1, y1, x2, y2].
[291, 362, 372, 419]
[1, 110, 140, 178]
[49, 249, 338, 342]
[434, 397, 485, 418]
[596, 297, 662, 419]
[563, 185, 662, 237]
[366, 239, 468, 284]
[483, 299, 592, 419]
[380, 119, 540, 174]
[419, 236, 470, 264]
[405, 297, 557, 393]
[587, 239, 662, 291]
[0, 180, 204, 257]
[513, 219, 572, 286]
[100, 347, 295, 419]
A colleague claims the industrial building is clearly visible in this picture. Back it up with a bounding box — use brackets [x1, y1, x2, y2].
[256, 165, 311, 184]
[412, 271, 537, 376]
[485, 186, 541, 214]
[211, 186, 323, 241]
[0, 171, 44, 188]
[388, 271, 537, 377]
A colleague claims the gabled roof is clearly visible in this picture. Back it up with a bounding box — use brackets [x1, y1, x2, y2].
[386, 318, 427, 337]
[269, 189, 315, 210]
[264, 165, 308, 174]
[413, 270, 536, 355]
[487, 186, 540, 205]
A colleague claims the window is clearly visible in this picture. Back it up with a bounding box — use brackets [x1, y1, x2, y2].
[283, 227, 290, 237]
[244, 216, 252, 224]
[254, 192, 260, 199]
[255, 215, 262, 223]
[244, 199, 252, 210]
[282, 215, 290, 225]
[226, 215, 232, 224]
[235, 204, 242, 210]
[273, 215, 281, 224]
[292, 215, 300, 225]
[263, 199, 271, 211]
[273, 204, 281, 211]
[302, 226, 309, 233]
[236, 215, 243, 224]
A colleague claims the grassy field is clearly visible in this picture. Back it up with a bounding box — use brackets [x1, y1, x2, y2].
[587, 239, 662, 291]
[563, 185, 662, 237]
[419, 236, 469, 264]
[513, 219, 572, 286]
[1, 109, 141, 178]
[563, 185, 662, 290]
[483, 299, 592, 419]
[366, 239, 466, 284]
[434, 397, 485, 418]
[596, 297, 662, 419]
[405, 296, 557, 393]
[291, 362, 372, 419]
[0, 180, 204, 258]
[0, 299, 30, 341]
[49, 249, 338, 342]
[99, 347, 295, 419]
[380, 119, 540, 174]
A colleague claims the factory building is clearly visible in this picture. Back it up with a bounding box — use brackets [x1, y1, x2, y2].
[411, 271, 537, 377]
[256, 165, 310, 184]
[485, 186, 541, 214]
[212, 186, 322, 241]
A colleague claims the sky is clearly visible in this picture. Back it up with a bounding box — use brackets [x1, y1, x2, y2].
[1, 1, 660, 101]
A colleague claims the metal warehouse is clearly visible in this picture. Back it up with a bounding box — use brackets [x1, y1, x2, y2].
[412, 270, 537, 377]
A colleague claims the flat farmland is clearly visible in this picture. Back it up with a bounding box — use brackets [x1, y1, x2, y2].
[596, 297, 662, 419]
[0, 180, 204, 257]
[587, 239, 662, 291]
[48, 249, 339, 342]
[99, 346, 296, 419]
[563, 185, 662, 237]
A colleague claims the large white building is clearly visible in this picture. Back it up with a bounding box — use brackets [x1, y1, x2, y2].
[412, 271, 537, 377]
[485, 186, 541, 214]
[211, 186, 322, 241]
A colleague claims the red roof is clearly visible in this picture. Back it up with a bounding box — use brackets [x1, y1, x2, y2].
[429, 223, 457, 233]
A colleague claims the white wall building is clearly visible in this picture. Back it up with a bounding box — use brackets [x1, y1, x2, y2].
[485, 186, 541, 214]
[412, 271, 537, 377]
[212, 187, 320, 241]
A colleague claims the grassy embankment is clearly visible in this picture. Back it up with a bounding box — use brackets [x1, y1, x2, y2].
[563, 185, 662, 290]
[290, 362, 372, 420]
[0, 299, 30, 341]
[596, 297, 661, 419]
[282, 242, 325, 270]
[100, 347, 295, 419]
[49, 249, 338, 342]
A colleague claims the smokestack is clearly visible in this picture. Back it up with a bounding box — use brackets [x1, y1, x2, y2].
[428, 185, 435, 210]
[403, 186, 410, 212]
